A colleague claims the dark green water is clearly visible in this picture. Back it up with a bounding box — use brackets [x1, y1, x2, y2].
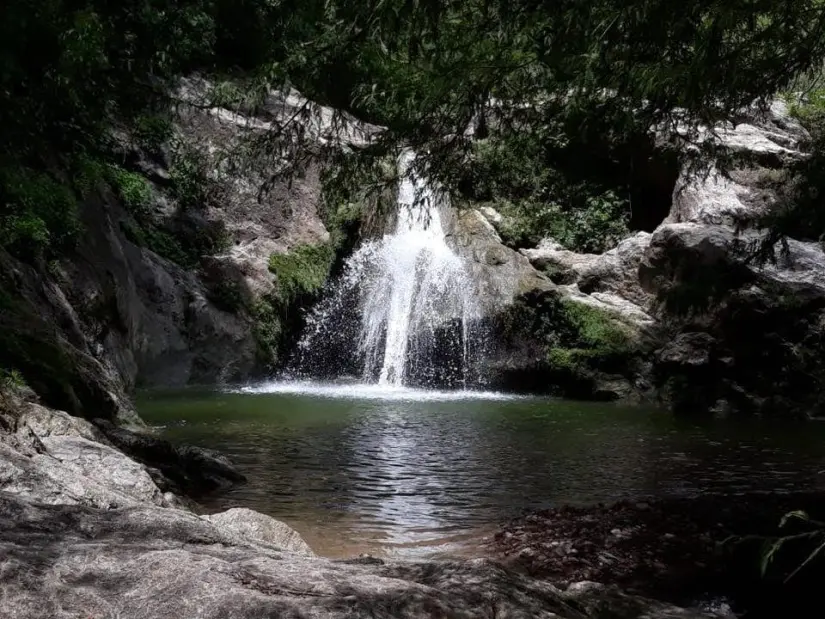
[138, 382, 825, 558]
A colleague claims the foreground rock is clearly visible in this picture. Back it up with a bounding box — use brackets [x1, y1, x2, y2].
[0, 491, 720, 619]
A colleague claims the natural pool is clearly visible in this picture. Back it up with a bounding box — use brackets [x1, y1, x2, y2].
[138, 381, 825, 559]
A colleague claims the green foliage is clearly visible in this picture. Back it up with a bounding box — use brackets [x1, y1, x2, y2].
[546, 300, 633, 377]
[250, 297, 282, 370]
[498, 291, 635, 395]
[0, 368, 27, 392]
[108, 167, 152, 215]
[170, 141, 210, 210]
[207, 79, 268, 112]
[268, 244, 334, 305]
[461, 128, 631, 253]
[208, 280, 245, 313]
[133, 114, 174, 154]
[72, 156, 152, 215]
[496, 194, 630, 253]
[0, 167, 80, 259]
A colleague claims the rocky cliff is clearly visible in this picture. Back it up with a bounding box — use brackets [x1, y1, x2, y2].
[0, 78, 377, 424]
[471, 100, 825, 416]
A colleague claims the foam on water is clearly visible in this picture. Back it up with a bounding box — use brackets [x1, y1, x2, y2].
[237, 380, 519, 402]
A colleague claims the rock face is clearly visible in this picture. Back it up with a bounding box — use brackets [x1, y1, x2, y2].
[639, 222, 825, 416]
[0, 393, 715, 619]
[0, 78, 382, 421]
[486, 100, 825, 416]
[521, 232, 656, 326]
[446, 207, 552, 314]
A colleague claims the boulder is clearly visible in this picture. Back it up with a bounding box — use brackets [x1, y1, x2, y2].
[95, 419, 247, 496]
[521, 232, 655, 321]
[203, 507, 315, 556]
[446, 208, 552, 314]
[640, 222, 825, 416]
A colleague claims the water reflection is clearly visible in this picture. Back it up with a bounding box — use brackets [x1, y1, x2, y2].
[138, 387, 825, 558]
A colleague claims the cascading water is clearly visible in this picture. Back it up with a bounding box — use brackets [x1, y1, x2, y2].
[291, 150, 483, 388]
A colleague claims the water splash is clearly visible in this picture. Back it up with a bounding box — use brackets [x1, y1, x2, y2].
[292, 150, 482, 388]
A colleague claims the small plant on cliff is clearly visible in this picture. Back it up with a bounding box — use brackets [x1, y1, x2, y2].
[546, 300, 633, 376]
[170, 141, 210, 210]
[251, 297, 282, 370]
[133, 113, 173, 154]
[268, 244, 334, 305]
[0, 368, 26, 392]
[108, 167, 152, 216]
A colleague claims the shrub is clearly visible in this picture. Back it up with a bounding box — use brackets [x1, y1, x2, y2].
[467, 135, 631, 254]
[268, 243, 334, 305]
[207, 79, 268, 113]
[133, 114, 173, 154]
[0, 368, 27, 391]
[0, 167, 81, 259]
[496, 191, 630, 254]
[170, 141, 210, 209]
[251, 297, 282, 369]
[496, 291, 636, 396]
[108, 166, 152, 215]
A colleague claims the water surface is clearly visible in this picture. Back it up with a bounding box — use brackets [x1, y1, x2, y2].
[138, 382, 825, 558]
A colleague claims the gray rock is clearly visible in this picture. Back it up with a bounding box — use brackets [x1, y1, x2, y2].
[521, 233, 656, 327]
[203, 508, 315, 556]
[95, 419, 246, 496]
[0, 492, 717, 619]
[657, 333, 716, 368]
[668, 168, 763, 226]
[446, 208, 553, 313]
[41, 436, 166, 506]
[665, 99, 808, 164]
[15, 402, 106, 443]
[564, 582, 720, 619]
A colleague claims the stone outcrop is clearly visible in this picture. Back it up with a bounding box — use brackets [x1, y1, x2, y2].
[0, 78, 384, 424]
[521, 233, 656, 327]
[446, 208, 552, 314]
[476, 100, 825, 415]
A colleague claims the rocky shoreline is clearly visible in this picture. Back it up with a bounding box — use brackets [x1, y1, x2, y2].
[0, 388, 731, 619]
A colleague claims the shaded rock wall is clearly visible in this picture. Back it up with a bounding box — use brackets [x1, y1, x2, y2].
[1, 78, 380, 420]
[476, 100, 825, 415]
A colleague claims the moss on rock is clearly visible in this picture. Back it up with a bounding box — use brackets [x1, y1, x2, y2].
[491, 290, 641, 399]
[268, 243, 334, 305]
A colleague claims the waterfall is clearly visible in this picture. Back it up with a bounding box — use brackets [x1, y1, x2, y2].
[291, 150, 482, 388]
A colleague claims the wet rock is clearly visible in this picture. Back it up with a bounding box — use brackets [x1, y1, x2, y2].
[95, 419, 246, 496]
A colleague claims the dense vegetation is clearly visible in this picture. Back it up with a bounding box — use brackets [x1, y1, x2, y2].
[3, 0, 825, 259]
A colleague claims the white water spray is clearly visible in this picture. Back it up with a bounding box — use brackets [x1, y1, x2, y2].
[293, 150, 482, 388]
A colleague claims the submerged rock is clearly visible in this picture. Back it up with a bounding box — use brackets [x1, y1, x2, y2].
[95, 419, 246, 496]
